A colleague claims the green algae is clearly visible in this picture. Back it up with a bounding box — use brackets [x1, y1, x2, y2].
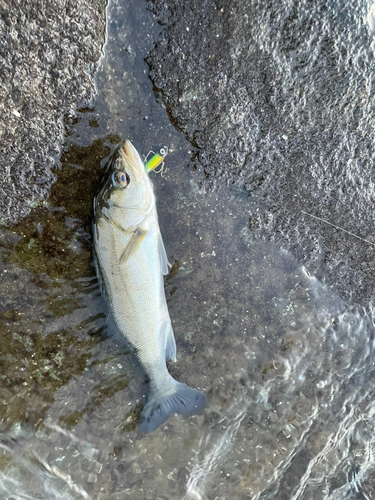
[0, 141, 118, 430]
[47, 296, 82, 318]
[58, 373, 131, 429]
[0, 321, 100, 430]
[122, 403, 143, 432]
[90, 374, 130, 407]
[58, 408, 88, 428]
[4, 135, 120, 281]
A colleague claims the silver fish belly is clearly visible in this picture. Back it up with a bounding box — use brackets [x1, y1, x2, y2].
[93, 139, 206, 432]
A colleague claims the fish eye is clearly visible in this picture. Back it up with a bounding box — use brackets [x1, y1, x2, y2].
[112, 171, 129, 188]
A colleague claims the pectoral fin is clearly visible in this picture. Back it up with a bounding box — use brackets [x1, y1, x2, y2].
[119, 227, 147, 264]
[158, 232, 171, 276]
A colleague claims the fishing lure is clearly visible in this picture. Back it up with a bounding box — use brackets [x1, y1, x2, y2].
[144, 146, 169, 174]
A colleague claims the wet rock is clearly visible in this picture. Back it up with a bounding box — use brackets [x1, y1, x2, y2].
[0, 0, 106, 224]
[147, 0, 375, 305]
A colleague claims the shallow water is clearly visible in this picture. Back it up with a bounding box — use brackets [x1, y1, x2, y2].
[1, 0, 375, 499]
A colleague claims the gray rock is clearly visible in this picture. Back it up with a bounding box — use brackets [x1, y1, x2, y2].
[147, 0, 375, 305]
[0, 0, 106, 224]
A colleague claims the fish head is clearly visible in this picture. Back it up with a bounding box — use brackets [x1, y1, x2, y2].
[94, 140, 154, 231]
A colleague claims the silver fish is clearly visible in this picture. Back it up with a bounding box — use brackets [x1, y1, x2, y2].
[93, 139, 206, 432]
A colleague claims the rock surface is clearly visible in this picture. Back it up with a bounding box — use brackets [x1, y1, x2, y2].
[147, 0, 375, 305]
[0, 0, 106, 224]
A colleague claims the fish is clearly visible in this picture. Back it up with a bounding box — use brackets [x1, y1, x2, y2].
[93, 139, 206, 432]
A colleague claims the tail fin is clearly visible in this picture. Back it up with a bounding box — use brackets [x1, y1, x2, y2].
[139, 381, 206, 433]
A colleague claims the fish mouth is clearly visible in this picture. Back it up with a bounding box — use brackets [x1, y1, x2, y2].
[119, 139, 147, 185]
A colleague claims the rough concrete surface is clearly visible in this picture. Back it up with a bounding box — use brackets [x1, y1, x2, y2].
[0, 0, 106, 224]
[147, 0, 375, 306]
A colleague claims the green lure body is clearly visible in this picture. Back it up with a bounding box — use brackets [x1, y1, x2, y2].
[144, 147, 168, 173]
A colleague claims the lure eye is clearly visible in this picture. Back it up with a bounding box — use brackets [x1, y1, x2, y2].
[112, 171, 129, 188]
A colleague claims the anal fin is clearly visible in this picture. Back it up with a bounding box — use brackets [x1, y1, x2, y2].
[165, 326, 177, 362]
